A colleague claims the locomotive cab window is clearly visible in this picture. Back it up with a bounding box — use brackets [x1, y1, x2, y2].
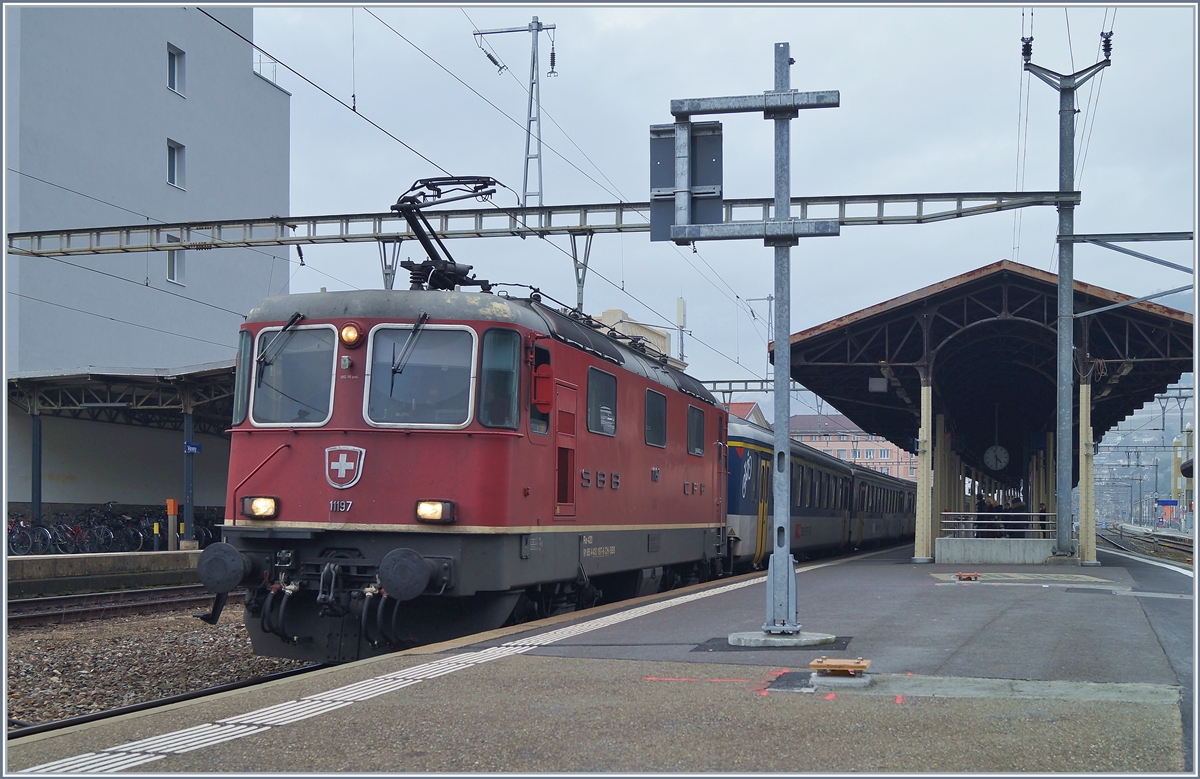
[366, 325, 475, 427]
[687, 406, 704, 456]
[587, 368, 617, 436]
[232, 329, 252, 425]
[645, 389, 666, 447]
[478, 329, 520, 429]
[251, 325, 336, 426]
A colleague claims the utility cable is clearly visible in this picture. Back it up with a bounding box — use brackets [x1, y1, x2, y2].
[7, 292, 237, 350]
[8, 166, 359, 294]
[452, 9, 763, 329]
[39, 254, 248, 318]
[206, 7, 766, 372]
[1076, 8, 1116, 188]
[198, 7, 450, 176]
[363, 8, 620, 201]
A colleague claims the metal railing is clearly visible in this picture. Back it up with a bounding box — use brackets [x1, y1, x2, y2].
[254, 54, 278, 84]
[940, 512, 1067, 540]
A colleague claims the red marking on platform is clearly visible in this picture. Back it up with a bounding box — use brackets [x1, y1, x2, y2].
[757, 688, 770, 696]
[895, 695, 904, 704]
[770, 669, 789, 676]
[824, 693, 837, 700]
[906, 672, 913, 677]
[708, 679, 753, 683]
[644, 677, 698, 682]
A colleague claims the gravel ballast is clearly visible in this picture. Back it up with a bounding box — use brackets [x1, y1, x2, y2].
[6, 605, 309, 728]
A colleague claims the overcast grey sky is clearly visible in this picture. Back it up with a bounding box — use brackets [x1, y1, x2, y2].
[251, 4, 1196, 416]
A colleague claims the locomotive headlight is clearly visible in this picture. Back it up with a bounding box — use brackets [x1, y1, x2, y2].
[241, 496, 279, 518]
[415, 500, 455, 523]
[339, 322, 364, 348]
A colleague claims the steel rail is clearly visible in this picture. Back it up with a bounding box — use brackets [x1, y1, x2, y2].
[6, 663, 325, 740]
[7, 585, 245, 627]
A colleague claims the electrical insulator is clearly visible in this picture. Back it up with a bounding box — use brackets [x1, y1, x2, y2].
[1101, 31, 1113, 60]
[485, 51, 506, 74]
[547, 45, 558, 77]
[1021, 36, 1033, 63]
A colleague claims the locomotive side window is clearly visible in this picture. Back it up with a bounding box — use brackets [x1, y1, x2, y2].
[252, 325, 336, 425]
[366, 326, 475, 427]
[687, 406, 704, 456]
[232, 329, 252, 426]
[587, 368, 617, 436]
[645, 390, 667, 447]
[530, 347, 550, 435]
[478, 329, 521, 429]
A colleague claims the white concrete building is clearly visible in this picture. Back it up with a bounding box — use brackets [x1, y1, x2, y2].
[5, 6, 290, 512]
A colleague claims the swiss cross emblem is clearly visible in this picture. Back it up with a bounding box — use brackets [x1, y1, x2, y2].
[325, 446, 366, 489]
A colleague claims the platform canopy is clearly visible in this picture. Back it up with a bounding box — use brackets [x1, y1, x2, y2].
[779, 260, 1193, 486]
[7, 361, 235, 437]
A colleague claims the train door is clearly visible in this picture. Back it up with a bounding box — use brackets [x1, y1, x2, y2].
[554, 381, 578, 519]
[752, 454, 771, 567]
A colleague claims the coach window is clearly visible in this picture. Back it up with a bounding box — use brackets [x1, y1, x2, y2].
[252, 325, 336, 425]
[645, 389, 666, 447]
[587, 368, 617, 436]
[687, 406, 704, 456]
[479, 329, 521, 429]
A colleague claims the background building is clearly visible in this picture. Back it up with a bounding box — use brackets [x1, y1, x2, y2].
[789, 413, 917, 481]
[5, 6, 290, 512]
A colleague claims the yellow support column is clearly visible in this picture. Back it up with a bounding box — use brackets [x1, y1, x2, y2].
[1046, 433, 1057, 516]
[1080, 379, 1098, 565]
[913, 379, 934, 562]
[931, 412, 940, 540]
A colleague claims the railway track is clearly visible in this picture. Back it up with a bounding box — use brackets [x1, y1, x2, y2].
[1097, 529, 1193, 564]
[6, 662, 325, 739]
[6, 585, 244, 628]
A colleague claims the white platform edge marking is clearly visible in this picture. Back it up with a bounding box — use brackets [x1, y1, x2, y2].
[16, 567, 813, 772]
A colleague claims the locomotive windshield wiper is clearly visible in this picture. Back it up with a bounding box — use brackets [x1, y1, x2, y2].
[256, 311, 305, 386]
[390, 310, 429, 394]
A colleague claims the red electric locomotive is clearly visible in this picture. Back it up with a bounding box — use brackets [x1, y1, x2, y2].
[197, 179, 728, 662]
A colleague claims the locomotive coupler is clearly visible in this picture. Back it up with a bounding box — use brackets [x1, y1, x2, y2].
[316, 562, 342, 606]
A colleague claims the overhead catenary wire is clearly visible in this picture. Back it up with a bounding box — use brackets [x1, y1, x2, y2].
[1075, 8, 1116, 189]
[1011, 8, 1035, 263]
[360, 8, 768, 351]
[7, 291, 237, 350]
[8, 166, 362, 295]
[201, 7, 781, 395]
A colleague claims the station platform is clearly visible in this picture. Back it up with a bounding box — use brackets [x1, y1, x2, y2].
[7, 545, 1193, 773]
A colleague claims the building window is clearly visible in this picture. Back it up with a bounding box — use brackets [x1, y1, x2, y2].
[851, 449, 860, 459]
[167, 140, 185, 188]
[823, 434, 830, 441]
[838, 434, 846, 441]
[909, 466, 917, 477]
[865, 450, 874, 459]
[881, 467, 890, 476]
[687, 406, 705, 456]
[167, 44, 185, 93]
[166, 235, 184, 285]
[880, 449, 890, 459]
[586, 368, 617, 436]
[644, 389, 666, 448]
[837, 449, 846, 459]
